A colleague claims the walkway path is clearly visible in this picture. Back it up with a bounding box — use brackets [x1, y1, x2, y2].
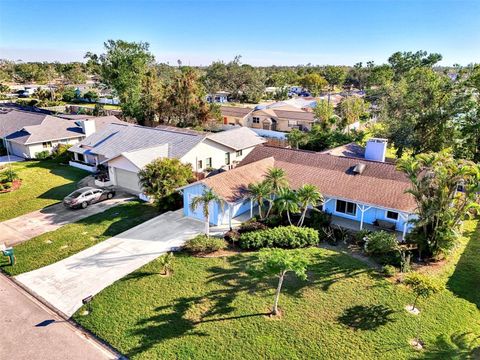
[0, 273, 117, 359]
[15, 210, 203, 317]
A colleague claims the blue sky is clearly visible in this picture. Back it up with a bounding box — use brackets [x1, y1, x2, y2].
[0, 0, 479, 66]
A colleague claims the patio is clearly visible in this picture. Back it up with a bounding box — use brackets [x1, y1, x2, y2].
[330, 214, 404, 241]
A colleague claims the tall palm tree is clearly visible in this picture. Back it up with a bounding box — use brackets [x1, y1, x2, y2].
[274, 187, 300, 225]
[190, 189, 224, 237]
[245, 181, 271, 219]
[296, 184, 323, 226]
[264, 167, 289, 217]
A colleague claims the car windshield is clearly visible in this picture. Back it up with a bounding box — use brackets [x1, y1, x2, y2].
[68, 190, 84, 198]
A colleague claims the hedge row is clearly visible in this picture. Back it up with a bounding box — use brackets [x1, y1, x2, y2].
[238, 226, 319, 250]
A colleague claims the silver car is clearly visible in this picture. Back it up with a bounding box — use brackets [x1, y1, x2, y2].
[63, 187, 115, 209]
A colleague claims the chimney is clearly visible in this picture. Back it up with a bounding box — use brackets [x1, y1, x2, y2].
[80, 119, 96, 137]
[365, 138, 387, 162]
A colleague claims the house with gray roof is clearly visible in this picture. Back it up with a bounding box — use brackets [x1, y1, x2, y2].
[0, 108, 126, 159]
[69, 124, 266, 194]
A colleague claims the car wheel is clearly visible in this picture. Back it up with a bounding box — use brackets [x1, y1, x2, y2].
[81, 201, 88, 209]
[107, 192, 114, 199]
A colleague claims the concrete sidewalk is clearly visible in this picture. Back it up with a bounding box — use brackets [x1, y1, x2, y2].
[0, 273, 117, 359]
[15, 210, 202, 317]
[0, 195, 131, 247]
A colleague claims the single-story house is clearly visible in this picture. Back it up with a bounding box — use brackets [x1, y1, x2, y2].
[246, 104, 316, 132]
[181, 143, 417, 240]
[220, 106, 253, 126]
[207, 91, 230, 103]
[69, 124, 266, 195]
[0, 108, 126, 159]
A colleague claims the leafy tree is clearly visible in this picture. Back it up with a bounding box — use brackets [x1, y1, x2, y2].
[379, 67, 455, 157]
[404, 272, 444, 311]
[323, 66, 347, 102]
[296, 184, 323, 226]
[158, 252, 174, 276]
[286, 128, 308, 149]
[366, 64, 394, 88]
[275, 187, 300, 225]
[138, 158, 194, 209]
[398, 151, 480, 259]
[61, 86, 77, 102]
[267, 70, 299, 87]
[299, 73, 328, 96]
[190, 189, 224, 237]
[388, 50, 442, 80]
[338, 96, 370, 129]
[83, 90, 99, 102]
[0, 83, 10, 94]
[313, 99, 336, 129]
[252, 248, 309, 316]
[345, 62, 370, 90]
[85, 40, 155, 122]
[159, 67, 216, 127]
[62, 62, 88, 84]
[245, 181, 271, 219]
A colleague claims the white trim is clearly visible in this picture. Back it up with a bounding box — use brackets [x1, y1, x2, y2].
[334, 199, 358, 218]
[385, 209, 399, 222]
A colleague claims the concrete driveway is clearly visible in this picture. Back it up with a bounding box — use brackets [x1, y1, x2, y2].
[0, 154, 23, 166]
[15, 210, 203, 317]
[0, 195, 131, 247]
[0, 274, 117, 359]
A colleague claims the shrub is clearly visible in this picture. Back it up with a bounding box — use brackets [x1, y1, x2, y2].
[224, 229, 240, 243]
[263, 214, 283, 228]
[0, 181, 12, 191]
[238, 226, 319, 250]
[35, 150, 51, 160]
[364, 231, 400, 265]
[183, 235, 227, 254]
[307, 210, 331, 229]
[382, 265, 397, 277]
[364, 231, 398, 255]
[354, 229, 371, 245]
[51, 144, 72, 163]
[239, 221, 268, 233]
[1, 168, 19, 182]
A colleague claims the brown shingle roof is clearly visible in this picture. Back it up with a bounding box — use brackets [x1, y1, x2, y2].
[202, 145, 416, 212]
[220, 106, 253, 118]
[200, 157, 275, 202]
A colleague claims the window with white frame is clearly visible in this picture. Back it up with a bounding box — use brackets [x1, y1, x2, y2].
[288, 120, 298, 127]
[42, 141, 52, 148]
[336, 199, 356, 216]
[236, 149, 243, 157]
[386, 210, 399, 221]
[252, 117, 260, 124]
[197, 160, 203, 169]
[205, 157, 212, 168]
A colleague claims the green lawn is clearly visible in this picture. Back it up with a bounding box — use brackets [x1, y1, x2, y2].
[0, 160, 87, 221]
[73, 224, 480, 359]
[1, 201, 159, 276]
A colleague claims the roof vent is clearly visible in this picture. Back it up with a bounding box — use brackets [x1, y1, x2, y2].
[353, 163, 366, 174]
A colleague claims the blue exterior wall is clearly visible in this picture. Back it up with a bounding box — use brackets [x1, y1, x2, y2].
[322, 197, 415, 233]
[183, 183, 252, 226]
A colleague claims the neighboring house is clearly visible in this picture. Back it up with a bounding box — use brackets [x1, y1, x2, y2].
[0, 109, 126, 159]
[181, 141, 416, 240]
[220, 106, 253, 126]
[69, 124, 266, 195]
[206, 91, 230, 103]
[246, 104, 316, 132]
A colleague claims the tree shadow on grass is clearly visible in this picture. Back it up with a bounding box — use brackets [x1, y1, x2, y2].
[420, 332, 480, 359]
[338, 304, 396, 331]
[446, 223, 480, 309]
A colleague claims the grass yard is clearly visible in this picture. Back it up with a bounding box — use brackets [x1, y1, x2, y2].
[1, 201, 159, 276]
[73, 228, 480, 359]
[0, 160, 87, 221]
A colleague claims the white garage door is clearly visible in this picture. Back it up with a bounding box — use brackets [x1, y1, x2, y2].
[114, 168, 142, 193]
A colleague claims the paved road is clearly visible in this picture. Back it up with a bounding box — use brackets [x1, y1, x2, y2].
[16, 210, 203, 317]
[0, 273, 117, 359]
[0, 154, 23, 166]
[0, 196, 131, 247]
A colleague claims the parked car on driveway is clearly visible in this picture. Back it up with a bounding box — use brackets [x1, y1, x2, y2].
[63, 187, 115, 209]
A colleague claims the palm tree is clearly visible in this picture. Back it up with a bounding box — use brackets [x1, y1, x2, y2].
[264, 167, 289, 217]
[245, 181, 271, 219]
[296, 184, 323, 226]
[274, 187, 300, 225]
[190, 189, 224, 237]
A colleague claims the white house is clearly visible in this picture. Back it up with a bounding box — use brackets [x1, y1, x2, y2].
[69, 124, 266, 195]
